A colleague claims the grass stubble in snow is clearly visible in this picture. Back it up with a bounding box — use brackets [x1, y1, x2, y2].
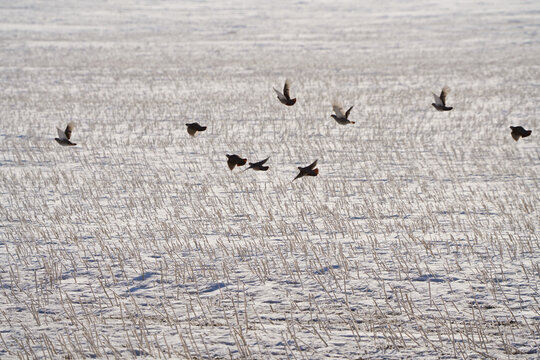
[0, 0, 539, 358]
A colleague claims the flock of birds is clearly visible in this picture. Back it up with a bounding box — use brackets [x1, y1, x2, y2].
[54, 79, 533, 181]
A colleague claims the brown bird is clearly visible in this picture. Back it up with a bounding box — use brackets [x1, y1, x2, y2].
[226, 154, 247, 170]
[186, 122, 207, 136]
[273, 79, 296, 106]
[510, 126, 532, 141]
[245, 157, 270, 171]
[55, 122, 76, 146]
[293, 160, 319, 181]
[331, 101, 355, 125]
[431, 86, 453, 111]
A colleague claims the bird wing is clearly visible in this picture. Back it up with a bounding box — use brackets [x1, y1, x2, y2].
[273, 87, 287, 102]
[227, 158, 236, 170]
[259, 156, 270, 165]
[283, 79, 292, 100]
[432, 93, 444, 106]
[345, 106, 354, 119]
[511, 132, 520, 141]
[56, 127, 68, 140]
[440, 86, 450, 106]
[332, 102, 345, 118]
[65, 122, 75, 140]
[306, 159, 318, 170]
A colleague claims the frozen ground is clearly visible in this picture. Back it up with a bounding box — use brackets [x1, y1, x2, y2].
[1, 0, 539, 358]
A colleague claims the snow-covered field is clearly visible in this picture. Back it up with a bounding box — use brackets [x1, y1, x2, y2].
[1, 0, 539, 358]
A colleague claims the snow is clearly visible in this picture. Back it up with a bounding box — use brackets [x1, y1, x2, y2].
[0, 0, 539, 358]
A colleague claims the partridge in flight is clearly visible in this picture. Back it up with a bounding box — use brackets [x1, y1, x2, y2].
[431, 86, 453, 111]
[55, 122, 77, 146]
[226, 154, 247, 170]
[510, 126, 532, 141]
[331, 102, 355, 125]
[186, 122, 207, 136]
[245, 157, 270, 171]
[293, 160, 319, 181]
[273, 79, 296, 106]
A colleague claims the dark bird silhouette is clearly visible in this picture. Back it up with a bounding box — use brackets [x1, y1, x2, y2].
[432, 86, 453, 111]
[293, 160, 319, 181]
[245, 157, 270, 171]
[55, 122, 76, 146]
[186, 122, 207, 136]
[510, 126, 532, 141]
[273, 79, 296, 106]
[331, 101, 355, 125]
[226, 154, 247, 170]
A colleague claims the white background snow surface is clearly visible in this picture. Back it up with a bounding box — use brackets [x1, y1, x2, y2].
[0, 0, 539, 358]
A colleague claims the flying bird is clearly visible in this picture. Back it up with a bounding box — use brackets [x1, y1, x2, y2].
[273, 79, 296, 106]
[226, 154, 247, 170]
[510, 126, 532, 141]
[331, 101, 355, 125]
[186, 122, 207, 136]
[432, 86, 453, 111]
[245, 157, 270, 171]
[55, 122, 77, 146]
[293, 159, 319, 181]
